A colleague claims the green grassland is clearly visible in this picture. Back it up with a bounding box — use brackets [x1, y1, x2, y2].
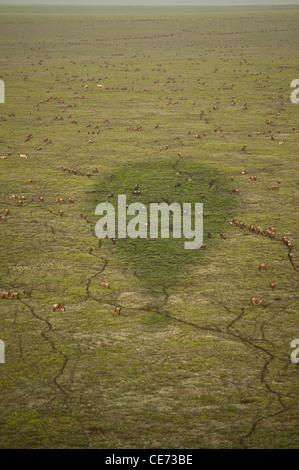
[0, 5, 298, 448]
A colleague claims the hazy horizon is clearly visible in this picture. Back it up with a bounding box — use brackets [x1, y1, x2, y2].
[0, 0, 299, 6]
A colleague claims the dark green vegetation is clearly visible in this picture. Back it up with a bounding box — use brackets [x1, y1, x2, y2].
[0, 5, 298, 449]
[97, 160, 236, 290]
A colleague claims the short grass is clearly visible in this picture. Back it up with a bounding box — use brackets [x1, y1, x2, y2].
[0, 4, 298, 449]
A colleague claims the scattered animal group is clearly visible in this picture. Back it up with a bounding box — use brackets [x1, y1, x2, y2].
[1, 61, 296, 322]
[0, 292, 19, 299]
[230, 216, 295, 305]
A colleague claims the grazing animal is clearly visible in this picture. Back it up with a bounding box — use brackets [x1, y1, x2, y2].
[132, 189, 141, 195]
[67, 197, 74, 203]
[56, 197, 63, 203]
[23, 289, 31, 297]
[53, 303, 65, 312]
[259, 263, 270, 271]
[80, 213, 86, 219]
[37, 196, 44, 202]
[251, 297, 263, 306]
[0, 292, 9, 299]
[114, 306, 121, 315]
[220, 233, 226, 239]
[270, 283, 275, 290]
[58, 209, 63, 216]
[99, 282, 109, 289]
[9, 292, 19, 299]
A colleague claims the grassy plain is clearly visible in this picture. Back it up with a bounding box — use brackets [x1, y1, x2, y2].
[0, 4, 298, 448]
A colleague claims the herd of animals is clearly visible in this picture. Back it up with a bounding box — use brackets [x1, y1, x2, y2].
[0, 51, 297, 321]
[228, 215, 295, 306]
[0, 156, 295, 313]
